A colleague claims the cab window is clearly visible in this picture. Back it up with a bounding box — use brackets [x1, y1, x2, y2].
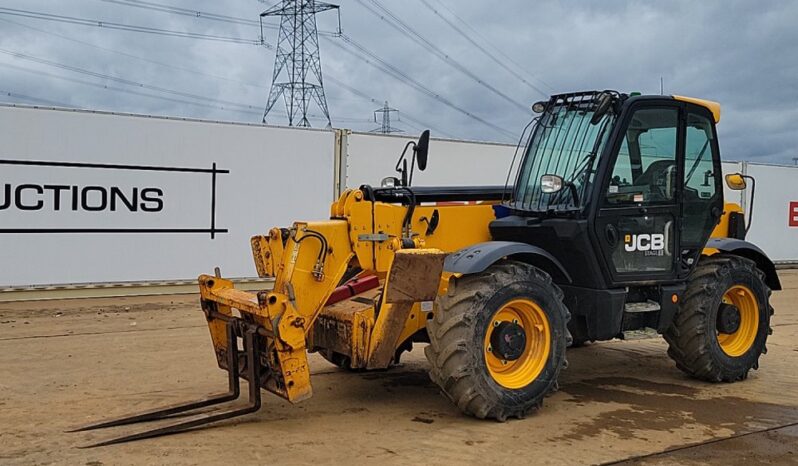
[606, 108, 679, 205]
[682, 112, 720, 245]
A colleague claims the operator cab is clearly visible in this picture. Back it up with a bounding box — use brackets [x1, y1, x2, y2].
[493, 91, 724, 287]
[487, 91, 732, 340]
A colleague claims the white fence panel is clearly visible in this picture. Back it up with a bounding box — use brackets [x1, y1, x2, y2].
[0, 105, 794, 288]
[744, 163, 798, 263]
[0, 105, 334, 286]
[345, 132, 517, 188]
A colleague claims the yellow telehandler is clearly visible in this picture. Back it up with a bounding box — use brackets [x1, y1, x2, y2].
[73, 91, 780, 446]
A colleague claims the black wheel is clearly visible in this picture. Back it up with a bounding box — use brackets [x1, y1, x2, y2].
[425, 261, 570, 421]
[665, 254, 773, 382]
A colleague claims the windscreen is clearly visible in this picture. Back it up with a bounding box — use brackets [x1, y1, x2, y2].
[514, 93, 616, 212]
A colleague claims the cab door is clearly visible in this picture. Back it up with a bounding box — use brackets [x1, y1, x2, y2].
[593, 103, 683, 285]
[678, 107, 724, 276]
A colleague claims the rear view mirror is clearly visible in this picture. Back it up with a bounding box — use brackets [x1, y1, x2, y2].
[725, 173, 747, 191]
[415, 130, 430, 171]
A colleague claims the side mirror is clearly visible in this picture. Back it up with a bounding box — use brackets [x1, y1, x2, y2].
[415, 130, 430, 171]
[540, 174, 564, 194]
[725, 173, 747, 191]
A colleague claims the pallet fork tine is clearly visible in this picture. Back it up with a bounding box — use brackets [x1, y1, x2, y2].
[71, 320, 263, 448]
[68, 322, 240, 433]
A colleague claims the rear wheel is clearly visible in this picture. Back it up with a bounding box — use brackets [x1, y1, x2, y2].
[425, 261, 570, 420]
[665, 255, 773, 382]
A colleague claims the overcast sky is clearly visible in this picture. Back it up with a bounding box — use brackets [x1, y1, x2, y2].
[0, 0, 796, 164]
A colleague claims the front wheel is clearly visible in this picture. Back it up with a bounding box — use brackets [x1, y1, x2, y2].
[425, 261, 570, 421]
[665, 255, 773, 382]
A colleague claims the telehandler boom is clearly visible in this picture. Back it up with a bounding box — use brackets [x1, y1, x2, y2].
[74, 90, 780, 446]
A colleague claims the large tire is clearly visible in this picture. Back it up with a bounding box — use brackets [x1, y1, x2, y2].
[425, 261, 570, 421]
[665, 254, 773, 382]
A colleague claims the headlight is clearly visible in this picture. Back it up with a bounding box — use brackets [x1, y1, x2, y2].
[540, 174, 564, 194]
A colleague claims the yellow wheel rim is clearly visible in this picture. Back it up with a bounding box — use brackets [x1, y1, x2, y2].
[483, 298, 551, 389]
[717, 285, 759, 357]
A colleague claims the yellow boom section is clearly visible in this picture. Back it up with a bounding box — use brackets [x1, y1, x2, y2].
[200, 189, 498, 404]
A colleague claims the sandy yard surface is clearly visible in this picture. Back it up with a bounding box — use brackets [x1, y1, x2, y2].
[1, 270, 796, 465]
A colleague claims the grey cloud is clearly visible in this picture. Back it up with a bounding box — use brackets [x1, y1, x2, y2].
[0, 0, 796, 163]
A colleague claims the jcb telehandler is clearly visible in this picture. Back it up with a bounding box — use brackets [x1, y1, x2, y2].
[74, 91, 780, 446]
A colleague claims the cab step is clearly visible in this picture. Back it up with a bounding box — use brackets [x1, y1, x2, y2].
[621, 327, 659, 340]
[624, 300, 661, 313]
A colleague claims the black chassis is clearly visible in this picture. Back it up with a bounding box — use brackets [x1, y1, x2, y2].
[448, 94, 779, 341]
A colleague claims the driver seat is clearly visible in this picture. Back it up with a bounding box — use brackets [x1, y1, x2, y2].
[634, 160, 676, 201]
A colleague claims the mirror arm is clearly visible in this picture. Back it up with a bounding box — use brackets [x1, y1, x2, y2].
[395, 141, 416, 187]
[395, 141, 416, 171]
[743, 174, 756, 234]
[409, 150, 417, 186]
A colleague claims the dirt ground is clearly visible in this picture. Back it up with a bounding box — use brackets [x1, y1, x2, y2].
[1, 271, 797, 466]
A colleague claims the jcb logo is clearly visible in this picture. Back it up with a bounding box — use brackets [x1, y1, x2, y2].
[624, 234, 665, 252]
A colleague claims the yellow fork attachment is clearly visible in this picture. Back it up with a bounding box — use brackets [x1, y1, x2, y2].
[70, 245, 445, 447]
[200, 247, 447, 397]
[198, 274, 317, 403]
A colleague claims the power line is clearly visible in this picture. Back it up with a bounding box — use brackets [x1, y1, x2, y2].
[92, 0, 515, 139]
[99, 0, 260, 26]
[0, 62, 360, 125]
[435, 0, 555, 93]
[0, 90, 72, 107]
[0, 62, 260, 116]
[0, 5, 504, 138]
[0, 48, 260, 111]
[416, 0, 548, 98]
[329, 35, 516, 139]
[98, 0, 340, 36]
[0, 7, 259, 44]
[0, 16, 443, 134]
[0, 17, 359, 107]
[0, 17, 266, 91]
[321, 73, 454, 138]
[353, 0, 529, 114]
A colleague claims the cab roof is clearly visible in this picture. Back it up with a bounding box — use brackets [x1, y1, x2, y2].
[672, 95, 721, 123]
